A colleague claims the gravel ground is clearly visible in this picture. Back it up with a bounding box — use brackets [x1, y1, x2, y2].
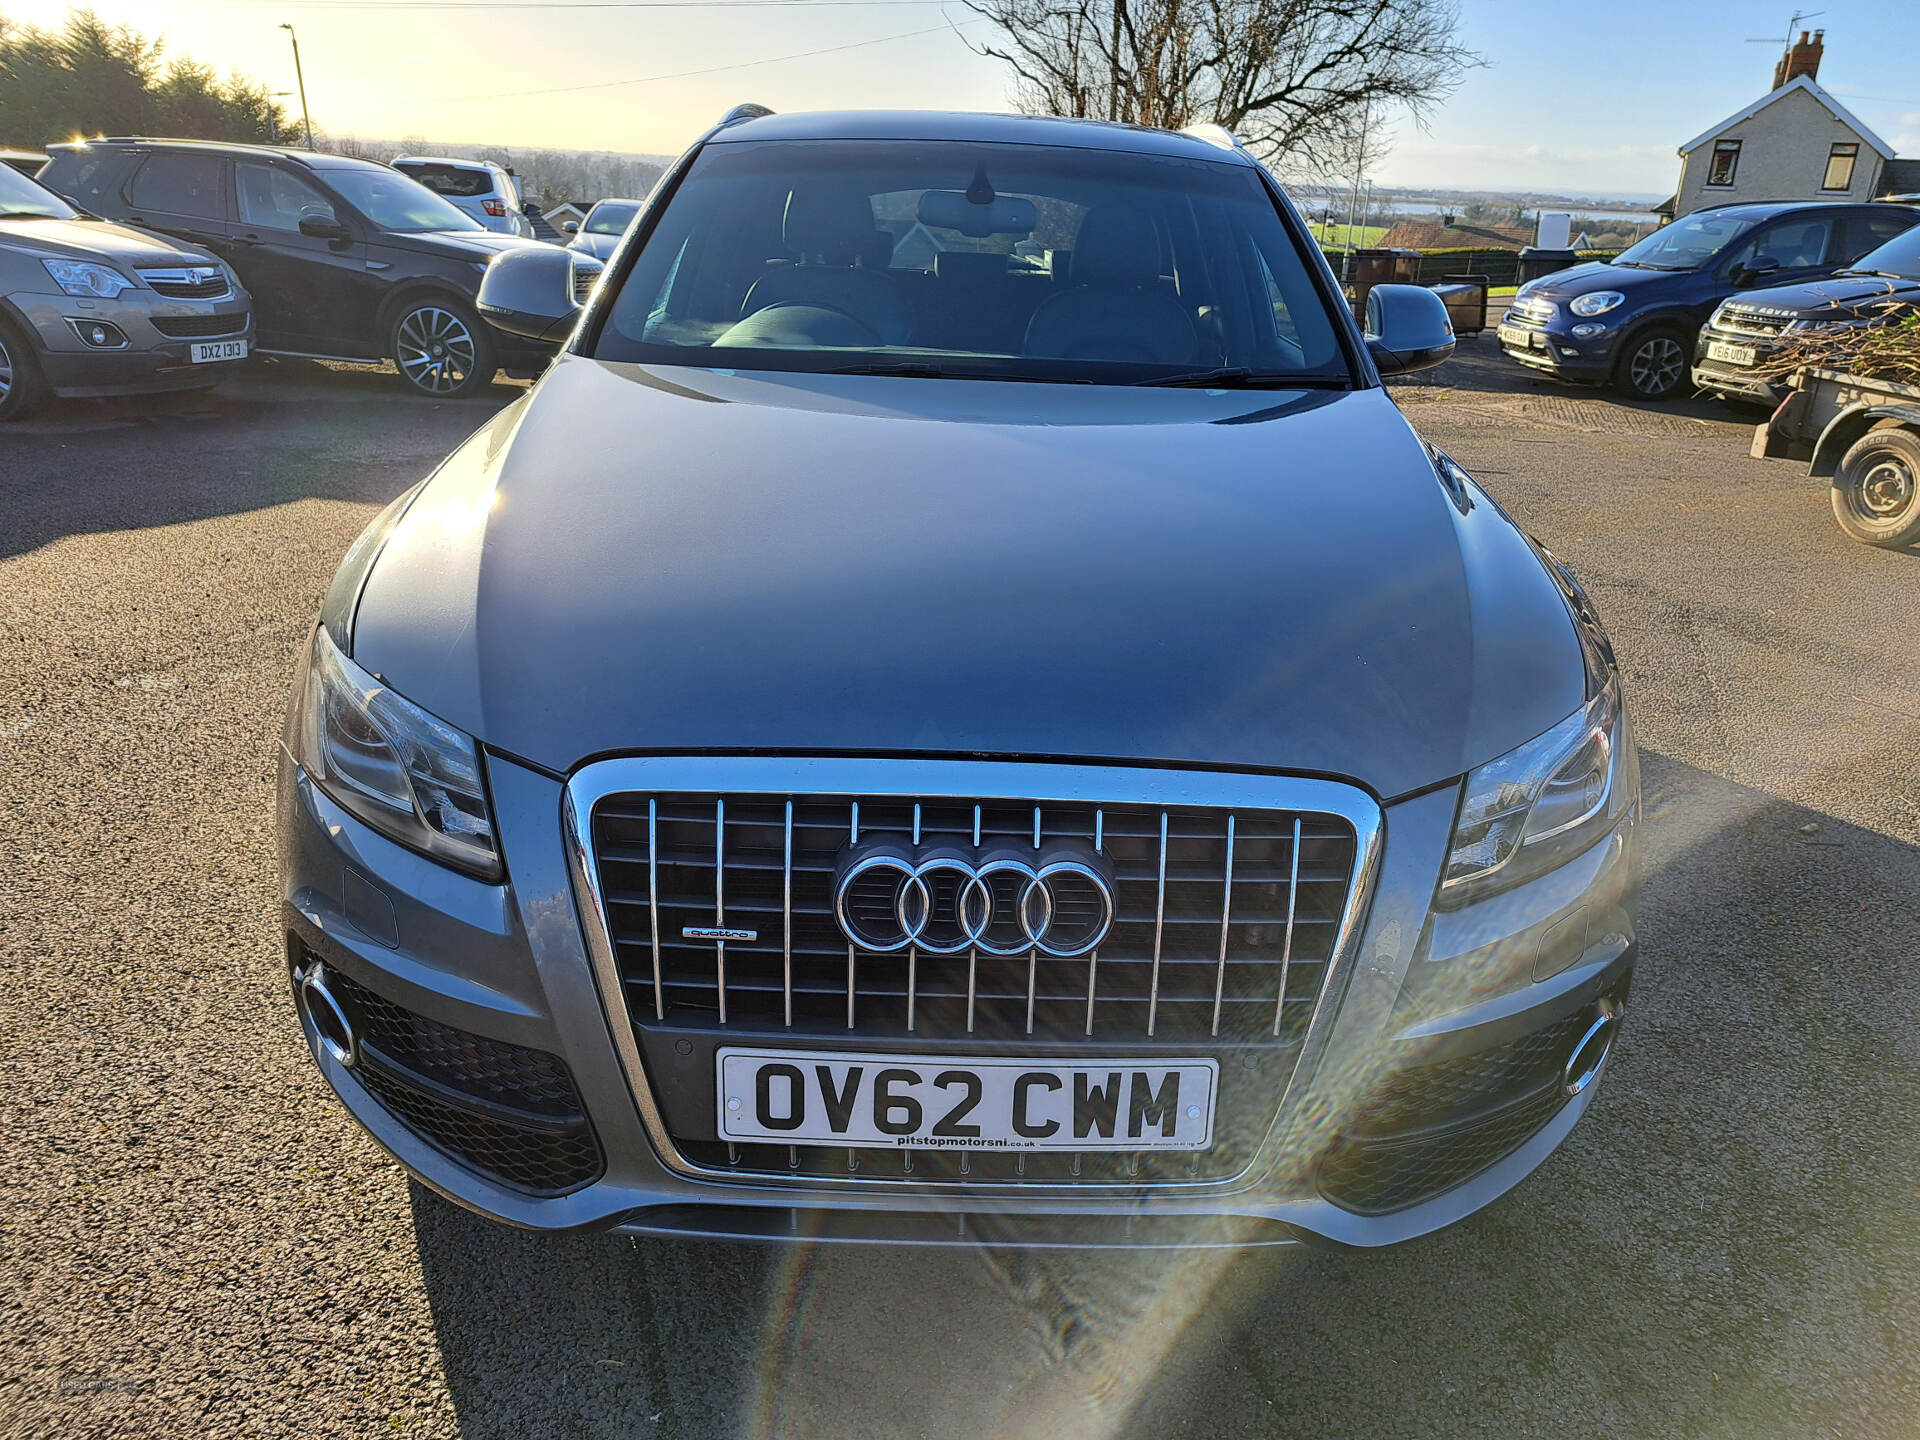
[3, 341, 1918, 1439]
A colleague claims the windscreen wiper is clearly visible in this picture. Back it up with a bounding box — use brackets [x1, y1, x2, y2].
[1134, 367, 1339, 389]
[1835, 269, 1912, 281]
[823, 362, 1092, 384]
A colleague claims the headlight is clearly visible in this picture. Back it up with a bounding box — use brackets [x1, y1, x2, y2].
[296, 627, 501, 879]
[1569, 291, 1625, 318]
[42, 259, 134, 298]
[1439, 677, 1633, 903]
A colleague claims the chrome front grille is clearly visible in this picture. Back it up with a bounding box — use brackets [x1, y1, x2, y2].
[1504, 296, 1555, 327]
[1713, 308, 1792, 338]
[572, 259, 601, 305]
[567, 758, 1379, 1190]
[589, 794, 1357, 1046]
[136, 267, 232, 301]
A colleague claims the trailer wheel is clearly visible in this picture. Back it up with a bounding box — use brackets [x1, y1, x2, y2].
[1831, 424, 1920, 548]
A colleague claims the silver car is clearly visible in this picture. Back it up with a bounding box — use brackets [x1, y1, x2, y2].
[391, 156, 533, 239]
[565, 198, 643, 261]
[0, 161, 250, 420]
[281, 107, 1638, 1249]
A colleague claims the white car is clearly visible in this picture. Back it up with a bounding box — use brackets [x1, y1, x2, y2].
[391, 156, 532, 238]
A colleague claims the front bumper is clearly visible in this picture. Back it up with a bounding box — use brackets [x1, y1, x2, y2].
[278, 746, 1638, 1248]
[1691, 328, 1789, 404]
[1495, 311, 1620, 384]
[6, 284, 252, 397]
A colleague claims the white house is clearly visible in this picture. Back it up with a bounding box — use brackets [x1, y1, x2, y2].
[1658, 31, 1894, 219]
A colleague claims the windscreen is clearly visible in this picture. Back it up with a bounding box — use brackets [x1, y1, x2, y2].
[395, 161, 493, 199]
[586, 200, 640, 235]
[1614, 211, 1757, 270]
[326, 167, 483, 232]
[1846, 223, 1920, 279]
[594, 138, 1349, 386]
[0, 160, 76, 220]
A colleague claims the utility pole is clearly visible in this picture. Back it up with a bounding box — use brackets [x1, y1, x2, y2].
[280, 24, 314, 150]
[1341, 89, 1373, 280]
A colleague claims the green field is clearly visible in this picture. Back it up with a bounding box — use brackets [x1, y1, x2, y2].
[1309, 222, 1391, 248]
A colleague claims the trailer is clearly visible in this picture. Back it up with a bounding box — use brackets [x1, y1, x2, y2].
[1753, 366, 1920, 547]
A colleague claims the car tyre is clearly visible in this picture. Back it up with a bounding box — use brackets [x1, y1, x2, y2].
[1831, 424, 1920, 549]
[1612, 324, 1690, 402]
[389, 297, 496, 399]
[0, 317, 49, 422]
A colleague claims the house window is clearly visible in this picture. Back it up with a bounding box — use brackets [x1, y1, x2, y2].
[1823, 143, 1859, 192]
[1707, 140, 1742, 187]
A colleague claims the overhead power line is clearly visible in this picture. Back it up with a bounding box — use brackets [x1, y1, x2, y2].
[206, 0, 950, 8]
[392, 18, 980, 104]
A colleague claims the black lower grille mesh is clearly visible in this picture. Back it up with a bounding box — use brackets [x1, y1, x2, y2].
[320, 964, 603, 1195]
[353, 1060, 605, 1194]
[151, 311, 248, 338]
[1317, 1088, 1565, 1214]
[1316, 1012, 1594, 1213]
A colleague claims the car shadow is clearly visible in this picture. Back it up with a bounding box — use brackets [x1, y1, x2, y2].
[0, 358, 526, 563]
[411, 750, 1920, 1439]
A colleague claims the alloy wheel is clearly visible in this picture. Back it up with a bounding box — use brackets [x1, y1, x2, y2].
[1628, 336, 1685, 397]
[395, 306, 478, 395]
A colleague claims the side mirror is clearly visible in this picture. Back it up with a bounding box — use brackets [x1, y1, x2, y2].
[298, 215, 351, 243]
[1364, 283, 1456, 375]
[1734, 256, 1780, 287]
[562, 221, 579, 234]
[477, 245, 591, 342]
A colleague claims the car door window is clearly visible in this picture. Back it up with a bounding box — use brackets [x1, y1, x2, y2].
[1751, 216, 1834, 270]
[127, 152, 226, 220]
[236, 162, 338, 232]
[1842, 211, 1918, 259]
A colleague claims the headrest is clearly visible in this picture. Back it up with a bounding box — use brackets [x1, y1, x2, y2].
[934, 250, 1007, 284]
[1072, 208, 1161, 288]
[784, 186, 879, 262]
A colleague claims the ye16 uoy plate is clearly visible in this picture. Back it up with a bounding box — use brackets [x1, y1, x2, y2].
[716, 1048, 1218, 1151]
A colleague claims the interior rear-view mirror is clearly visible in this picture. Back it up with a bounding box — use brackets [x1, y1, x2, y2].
[917, 190, 1037, 238]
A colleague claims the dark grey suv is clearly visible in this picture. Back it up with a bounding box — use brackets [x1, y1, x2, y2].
[278, 108, 1639, 1248]
[39, 139, 562, 397]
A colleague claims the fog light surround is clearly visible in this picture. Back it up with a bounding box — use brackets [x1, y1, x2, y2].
[66, 318, 129, 348]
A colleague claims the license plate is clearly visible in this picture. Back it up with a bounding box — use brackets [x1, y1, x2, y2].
[1497, 324, 1542, 350]
[716, 1048, 1219, 1152]
[1707, 340, 1756, 367]
[189, 338, 248, 364]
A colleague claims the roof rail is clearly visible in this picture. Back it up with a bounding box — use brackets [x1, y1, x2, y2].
[718, 103, 774, 129]
[1179, 123, 1245, 152]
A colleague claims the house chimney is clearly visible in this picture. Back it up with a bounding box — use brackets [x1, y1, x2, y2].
[1773, 28, 1824, 88]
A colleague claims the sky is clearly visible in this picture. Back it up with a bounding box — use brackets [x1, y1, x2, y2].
[6, 0, 1919, 195]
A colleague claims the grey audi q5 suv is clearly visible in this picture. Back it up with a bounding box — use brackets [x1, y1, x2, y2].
[279, 107, 1640, 1248]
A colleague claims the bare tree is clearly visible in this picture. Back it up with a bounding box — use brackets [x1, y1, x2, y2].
[962, 0, 1476, 172]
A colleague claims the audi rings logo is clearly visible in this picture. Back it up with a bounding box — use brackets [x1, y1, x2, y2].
[832, 842, 1116, 958]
